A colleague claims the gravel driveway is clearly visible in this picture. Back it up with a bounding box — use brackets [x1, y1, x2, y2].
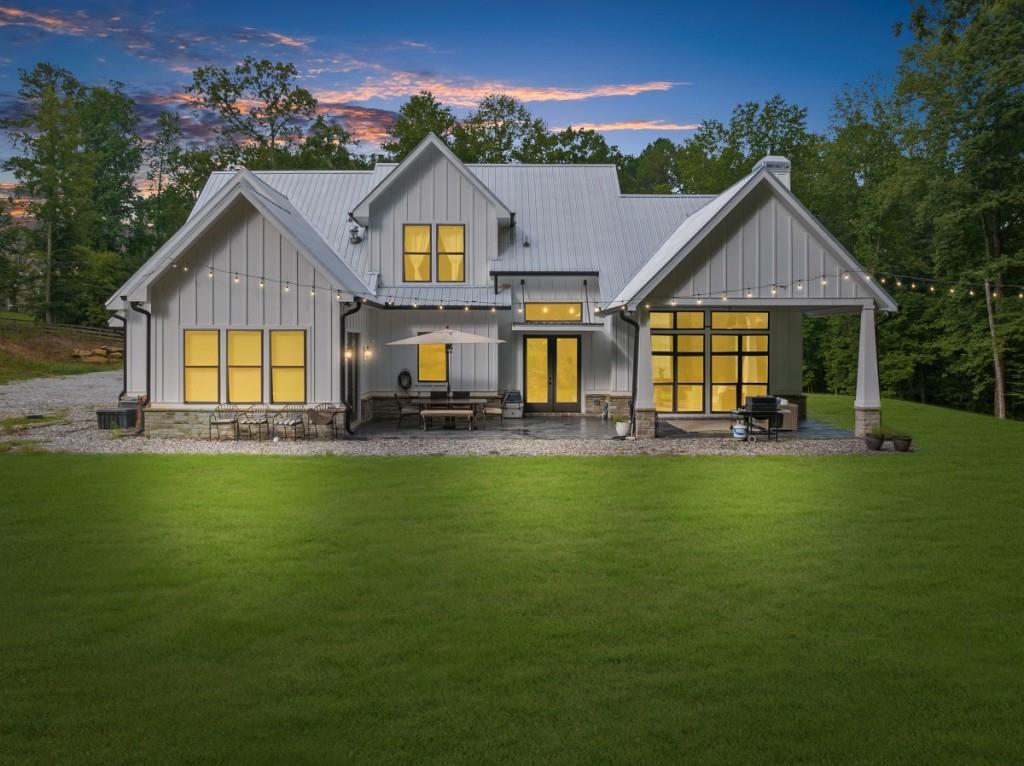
[0, 370, 871, 457]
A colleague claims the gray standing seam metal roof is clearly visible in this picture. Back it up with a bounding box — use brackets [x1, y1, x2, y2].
[194, 166, 716, 302]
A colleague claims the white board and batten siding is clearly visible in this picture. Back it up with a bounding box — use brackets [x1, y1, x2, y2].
[129, 199, 368, 404]
[367, 150, 499, 289]
[655, 186, 875, 304]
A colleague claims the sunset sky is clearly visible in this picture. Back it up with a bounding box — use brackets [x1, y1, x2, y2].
[0, 0, 908, 185]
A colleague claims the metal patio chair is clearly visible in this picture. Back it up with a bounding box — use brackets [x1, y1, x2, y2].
[480, 393, 505, 427]
[273, 404, 307, 440]
[394, 393, 420, 429]
[308, 403, 346, 439]
[208, 404, 240, 440]
[238, 404, 270, 441]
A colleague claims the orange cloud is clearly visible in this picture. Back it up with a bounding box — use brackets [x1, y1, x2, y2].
[0, 5, 87, 34]
[553, 120, 700, 132]
[263, 31, 311, 49]
[316, 74, 680, 107]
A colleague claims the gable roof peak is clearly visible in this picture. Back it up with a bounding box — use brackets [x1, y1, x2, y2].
[350, 132, 512, 224]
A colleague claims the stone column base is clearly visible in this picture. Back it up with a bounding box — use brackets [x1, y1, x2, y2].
[854, 407, 880, 437]
[634, 408, 657, 439]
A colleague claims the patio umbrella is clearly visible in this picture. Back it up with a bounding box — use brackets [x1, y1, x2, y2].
[387, 326, 504, 396]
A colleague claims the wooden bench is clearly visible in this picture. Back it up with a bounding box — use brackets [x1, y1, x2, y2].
[420, 408, 475, 430]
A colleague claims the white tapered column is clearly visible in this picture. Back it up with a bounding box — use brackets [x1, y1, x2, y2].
[854, 303, 881, 436]
[633, 308, 656, 438]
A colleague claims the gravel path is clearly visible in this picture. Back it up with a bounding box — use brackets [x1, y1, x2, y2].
[0, 371, 873, 457]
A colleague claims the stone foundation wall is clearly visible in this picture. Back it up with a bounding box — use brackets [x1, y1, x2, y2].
[144, 410, 213, 438]
[634, 408, 657, 439]
[585, 394, 632, 417]
[854, 407, 881, 438]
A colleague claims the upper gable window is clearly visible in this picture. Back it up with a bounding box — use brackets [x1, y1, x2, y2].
[403, 225, 431, 282]
[437, 224, 465, 283]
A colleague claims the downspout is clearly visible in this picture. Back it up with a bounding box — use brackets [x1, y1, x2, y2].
[617, 309, 640, 438]
[129, 301, 151, 402]
[339, 299, 362, 435]
[109, 311, 126, 401]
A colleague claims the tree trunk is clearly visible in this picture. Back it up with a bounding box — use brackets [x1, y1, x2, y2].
[44, 220, 52, 325]
[983, 279, 1006, 419]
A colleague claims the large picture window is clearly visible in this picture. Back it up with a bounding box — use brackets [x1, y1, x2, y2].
[650, 310, 768, 414]
[436, 224, 465, 282]
[417, 334, 447, 383]
[270, 330, 306, 403]
[524, 303, 582, 323]
[403, 224, 431, 282]
[184, 330, 219, 403]
[227, 330, 262, 403]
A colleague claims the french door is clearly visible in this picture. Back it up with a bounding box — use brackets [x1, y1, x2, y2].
[524, 335, 580, 412]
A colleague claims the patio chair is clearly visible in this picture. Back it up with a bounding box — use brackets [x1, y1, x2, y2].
[238, 404, 270, 441]
[430, 391, 449, 404]
[452, 390, 470, 401]
[308, 403, 346, 439]
[208, 404, 240, 440]
[480, 393, 505, 427]
[394, 393, 420, 429]
[273, 404, 307, 440]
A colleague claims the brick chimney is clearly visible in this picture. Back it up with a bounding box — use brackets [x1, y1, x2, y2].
[753, 156, 791, 190]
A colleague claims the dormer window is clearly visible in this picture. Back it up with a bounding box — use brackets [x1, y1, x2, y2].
[403, 224, 431, 282]
[437, 224, 465, 282]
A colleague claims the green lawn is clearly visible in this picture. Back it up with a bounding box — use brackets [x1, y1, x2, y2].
[1, 397, 1021, 764]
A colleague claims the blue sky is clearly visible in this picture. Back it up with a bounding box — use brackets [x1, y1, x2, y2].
[0, 0, 909, 185]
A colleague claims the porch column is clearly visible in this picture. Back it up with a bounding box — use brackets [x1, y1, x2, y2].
[854, 303, 881, 437]
[634, 308, 657, 438]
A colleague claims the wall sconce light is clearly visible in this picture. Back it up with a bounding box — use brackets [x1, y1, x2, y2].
[362, 345, 373, 360]
[344, 347, 354, 360]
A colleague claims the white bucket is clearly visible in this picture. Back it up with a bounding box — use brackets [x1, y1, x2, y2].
[732, 424, 747, 439]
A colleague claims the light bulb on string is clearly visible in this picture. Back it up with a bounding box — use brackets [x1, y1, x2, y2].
[284, 282, 290, 292]
[259, 277, 265, 288]
[208, 267, 214, 278]
[182, 264, 189, 272]
[796, 280, 803, 291]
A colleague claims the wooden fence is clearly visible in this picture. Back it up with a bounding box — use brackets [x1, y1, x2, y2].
[0, 316, 124, 341]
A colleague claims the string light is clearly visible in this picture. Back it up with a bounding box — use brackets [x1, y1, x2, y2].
[233, 273, 239, 284]
[720, 293, 728, 301]
[208, 267, 214, 278]
[259, 278, 264, 288]
[182, 264, 189, 272]
[843, 271, 850, 280]
[336, 291, 342, 301]
[745, 288, 753, 298]
[284, 282, 290, 292]
[310, 287, 316, 297]
[796, 280, 803, 291]
[770, 285, 777, 296]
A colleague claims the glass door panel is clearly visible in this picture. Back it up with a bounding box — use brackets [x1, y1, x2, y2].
[555, 337, 578, 405]
[525, 337, 549, 405]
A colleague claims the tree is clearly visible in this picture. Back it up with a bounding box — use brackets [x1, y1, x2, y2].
[187, 57, 317, 169]
[541, 127, 625, 166]
[898, 0, 1024, 418]
[0, 200, 31, 312]
[620, 138, 680, 193]
[1, 64, 96, 323]
[144, 112, 184, 244]
[453, 94, 549, 163]
[381, 91, 457, 161]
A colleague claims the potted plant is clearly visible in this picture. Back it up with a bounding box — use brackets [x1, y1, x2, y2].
[613, 416, 631, 438]
[864, 425, 891, 451]
[891, 430, 913, 452]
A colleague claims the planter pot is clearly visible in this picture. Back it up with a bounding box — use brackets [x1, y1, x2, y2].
[892, 437, 912, 452]
[864, 435, 884, 451]
[614, 421, 631, 438]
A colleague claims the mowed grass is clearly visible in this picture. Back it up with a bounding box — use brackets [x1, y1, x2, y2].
[0, 397, 1021, 764]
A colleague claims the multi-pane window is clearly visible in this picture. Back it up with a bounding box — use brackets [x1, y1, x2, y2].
[436, 224, 465, 282]
[184, 330, 219, 403]
[403, 224, 431, 282]
[523, 303, 583, 323]
[270, 330, 306, 403]
[650, 310, 769, 414]
[417, 334, 447, 383]
[227, 330, 262, 403]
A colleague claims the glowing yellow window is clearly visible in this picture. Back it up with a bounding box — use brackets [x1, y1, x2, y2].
[711, 311, 769, 330]
[184, 330, 219, 403]
[742, 355, 769, 384]
[270, 330, 305, 403]
[677, 356, 703, 384]
[677, 335, 703, 354]
[437, 224, 465, 282]
[418, 341, 447, 382]
[650, 312, 674, 329]
[524, 303, 582, 323]
[675, 311, 704, 329]
[651, 335, 673, 353]
[403, 224, 431, 282]
[712, 335, 738, 352]
[743, 335, 768, 353]
[653, 385, 674, 412]
[652, 355, 674, 384]
[227, 330, 262, 403]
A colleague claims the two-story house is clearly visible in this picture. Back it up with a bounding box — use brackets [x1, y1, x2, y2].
[108, 134, 895, 437]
